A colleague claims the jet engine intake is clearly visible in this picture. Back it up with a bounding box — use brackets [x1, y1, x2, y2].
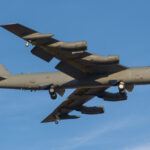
[76, 105, 104, 114]
[98, 91, 127, 101]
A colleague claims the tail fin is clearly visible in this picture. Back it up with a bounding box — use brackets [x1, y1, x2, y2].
[0, 64, 10, 79]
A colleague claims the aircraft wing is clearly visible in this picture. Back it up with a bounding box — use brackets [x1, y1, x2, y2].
[41, 87, 106, 123]
[1, 23, 128, 79]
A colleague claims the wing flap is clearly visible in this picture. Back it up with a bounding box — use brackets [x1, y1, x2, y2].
[55, 61, 86, 79]
[55, 61, 87, 79]
[31, 46, 53, 62]
[1, 23, 128, 77]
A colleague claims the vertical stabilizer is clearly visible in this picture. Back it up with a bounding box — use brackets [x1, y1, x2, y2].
[0, 64, 10, 75]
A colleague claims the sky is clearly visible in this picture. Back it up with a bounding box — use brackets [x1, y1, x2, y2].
[0, 0, 150, 150]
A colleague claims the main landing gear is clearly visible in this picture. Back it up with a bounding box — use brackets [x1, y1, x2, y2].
[55, 120, 59, 124]
[118, 81, 126, 94]
[55, 115, 60, 124]
[49, 85, 57, 100]
[25, 42, 29, 47]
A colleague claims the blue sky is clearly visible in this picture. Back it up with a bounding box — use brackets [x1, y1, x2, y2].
[0, 0, 150, 150]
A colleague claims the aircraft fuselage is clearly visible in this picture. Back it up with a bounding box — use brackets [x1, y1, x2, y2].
[0, 67, 150, 90]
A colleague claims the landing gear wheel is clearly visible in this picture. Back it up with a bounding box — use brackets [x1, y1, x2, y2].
[25, 42, 29, 47]
[55, 120, 59, 124]
[118, 81, 125, 94]
[49, 88, 55, 93]
[51, 93, 57, 99]
[49, 85, 57, 100]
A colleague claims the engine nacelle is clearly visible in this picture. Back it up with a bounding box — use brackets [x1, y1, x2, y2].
[49, 41, 87, 51]
[98, 91, 127, 101]
[77, 106, 104, 114]
[81, 54, 119, 64]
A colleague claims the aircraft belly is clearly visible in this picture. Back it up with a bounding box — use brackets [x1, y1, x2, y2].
[122, 68, 150, 85]
[0, 67, 150, 90]
[102, 67, 150, 85]
[0, 73, 73, 90]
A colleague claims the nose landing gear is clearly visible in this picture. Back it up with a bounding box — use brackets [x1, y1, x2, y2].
[49, 85, 57, 100]
[118, 81, 126, 94]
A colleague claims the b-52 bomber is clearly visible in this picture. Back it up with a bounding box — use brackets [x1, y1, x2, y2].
[1, 23, 150, 124]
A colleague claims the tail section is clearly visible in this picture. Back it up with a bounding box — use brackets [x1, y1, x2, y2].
[0, 64, 10, 80]
[0, 64, 10, 75]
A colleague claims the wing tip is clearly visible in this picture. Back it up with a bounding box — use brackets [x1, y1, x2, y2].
[41, 118, 55, 123]
[41, 119, 51, 123]
[1, 23, 18, 28]
[41, 120, 51, 123]
[41, 120, 46, 123]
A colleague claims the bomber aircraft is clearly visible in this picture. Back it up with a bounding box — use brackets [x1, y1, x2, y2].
[1, 23, 149, 124]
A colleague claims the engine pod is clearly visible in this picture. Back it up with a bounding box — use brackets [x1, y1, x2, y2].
[81, 54, 120, 64]
[48, 41, 87, 51]
[98, 91, 127, 101]
[76, 105, 104, 114]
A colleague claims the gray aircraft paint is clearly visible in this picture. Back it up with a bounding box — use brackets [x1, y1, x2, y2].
[1, 23, 150, 123]
[0, 67, 150, 90]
